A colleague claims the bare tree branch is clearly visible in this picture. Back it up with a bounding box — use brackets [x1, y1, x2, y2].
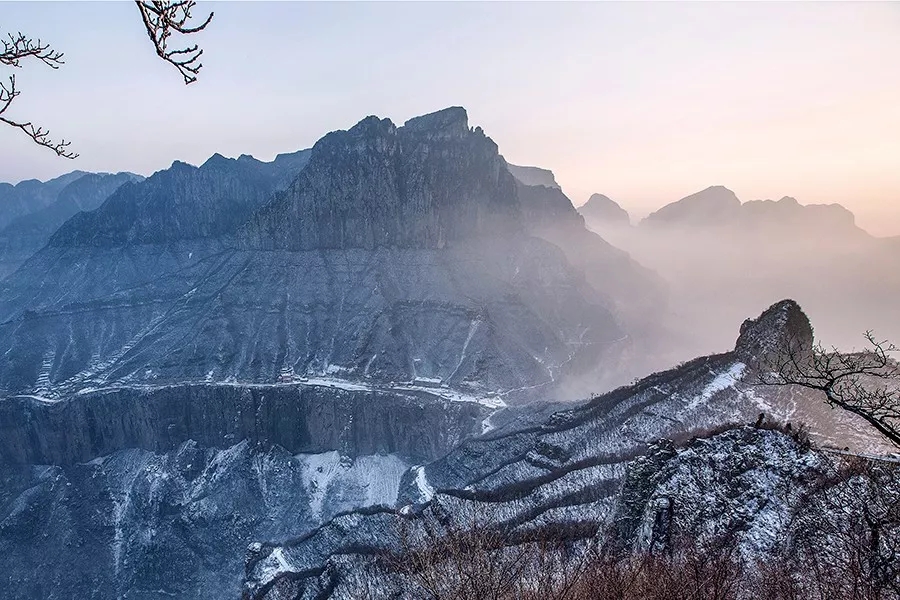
[759, 331, 900, 448]
[0, 32, 64, 68]
[134, 1, 214, 84]
[0, 34, 77, 158]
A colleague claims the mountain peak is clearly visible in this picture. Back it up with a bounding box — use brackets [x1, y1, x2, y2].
[734, 299, 813, 364]
[402, 106, 468, 137]
[241, 107, 520, 250]
[579, 193, 630, 225]
[642, 185, 741, 227]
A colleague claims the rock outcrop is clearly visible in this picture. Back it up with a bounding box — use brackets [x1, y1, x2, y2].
[734, 299, 814, 364]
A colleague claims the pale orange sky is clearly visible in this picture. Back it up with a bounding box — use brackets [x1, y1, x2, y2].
[3, 2, 899, 236]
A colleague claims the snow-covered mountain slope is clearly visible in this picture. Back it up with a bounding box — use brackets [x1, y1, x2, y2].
[244, 300, 894, 599]
[0, 383, 486, 600]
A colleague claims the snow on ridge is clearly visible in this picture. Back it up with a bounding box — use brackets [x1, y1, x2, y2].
[413, 466, 435, 503]
[684, 362, 746, 411]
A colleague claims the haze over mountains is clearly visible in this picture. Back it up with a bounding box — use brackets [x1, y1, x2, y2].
[0, 107, 896, 600]
[579, 184, 900, 361]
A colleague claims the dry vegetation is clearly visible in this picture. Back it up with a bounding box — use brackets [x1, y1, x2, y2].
[335, 437, 898, 600]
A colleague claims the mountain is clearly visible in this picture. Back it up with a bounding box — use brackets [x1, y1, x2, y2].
[579, 193, 631, 227]
[641, 186, 867, 240]
[590, 185, 900, 361]
[1, 300, 889, 600]
[0, 108, 662, 400]
[242, 300, 892, 599]
[507, 164, 561, 189]
[0, 170, 88, 230]
[0, 171, 142, 279]
[641, 185, 741, 228]
[0, 107, 673, 599]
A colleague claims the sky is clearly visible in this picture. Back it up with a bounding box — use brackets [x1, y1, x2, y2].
[2, 1, 899, 235]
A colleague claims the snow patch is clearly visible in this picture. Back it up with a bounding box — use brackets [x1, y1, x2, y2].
[685, 362, 746, 411]
[295, 451, 409, 519]
[413, 466, 435, 503]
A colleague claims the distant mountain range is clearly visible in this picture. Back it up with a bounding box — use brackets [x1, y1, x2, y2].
[577, 185, 899, 359]
[0, 171, 143, 278]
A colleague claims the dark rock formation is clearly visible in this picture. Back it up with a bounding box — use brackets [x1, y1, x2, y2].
[0, 383, 484, 466]
[241, 108, 522, 250]
[734, 299, 814, 364]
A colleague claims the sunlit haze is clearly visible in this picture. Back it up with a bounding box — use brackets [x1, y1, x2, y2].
[3, 1, 899, 235]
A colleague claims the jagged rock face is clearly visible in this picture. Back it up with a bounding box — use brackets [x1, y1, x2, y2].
[613, 427, 826, 560]
[579, 193, 631, 226]
[50, 151, 309, 248]
[507, 164, 561, 189]
[0, 383, 485, 600]
[734, 299, 814, 364]
[0, 170, 87, 230]
[0, 172, 140, 279]
[0, 108, 657, 398]
[242, 108, 522, 250]
[0, 441, 414, 600]
[0, 384, 484, 466]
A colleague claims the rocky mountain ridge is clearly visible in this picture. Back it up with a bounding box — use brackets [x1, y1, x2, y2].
[639, 185, 866, 238]
[0, 108, 664, 399]
[243, 300, 893, 599]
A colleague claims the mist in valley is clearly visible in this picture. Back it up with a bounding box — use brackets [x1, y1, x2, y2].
[580, 186, 900, 368]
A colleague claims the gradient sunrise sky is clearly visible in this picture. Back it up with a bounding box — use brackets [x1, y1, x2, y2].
[2, 1, 899, 235]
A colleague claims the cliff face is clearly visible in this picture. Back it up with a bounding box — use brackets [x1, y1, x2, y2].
[0, 382, 485, 600]
[0, 383, 485, 466]
[242, 108, 522, 250]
